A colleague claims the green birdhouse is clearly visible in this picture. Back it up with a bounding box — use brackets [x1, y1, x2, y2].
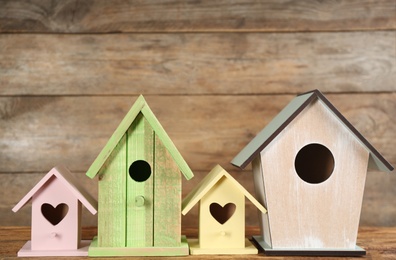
[86, 95, 194, 257]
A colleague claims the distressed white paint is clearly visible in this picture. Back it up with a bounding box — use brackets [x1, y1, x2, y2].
[252, 157, 271, 247]
[259, 99, 369, 249]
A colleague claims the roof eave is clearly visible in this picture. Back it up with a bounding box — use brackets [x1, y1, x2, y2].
[12, 169, 56, 212]
[86, 95, 146, 179]
[231, 89, 393, 173]
[86, 95, 194, 180]
[13, 166, 98, 214]
[141, 104, 194, 180]
[182, 165, 266, 215]
[231, 92, 316, 169]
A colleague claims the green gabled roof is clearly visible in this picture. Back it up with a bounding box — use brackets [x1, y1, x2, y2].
[86, 95, 194, 180]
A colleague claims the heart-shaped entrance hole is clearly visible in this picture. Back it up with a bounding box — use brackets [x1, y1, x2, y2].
[41, 203, 69, 226]
[209, 202, 236, 225]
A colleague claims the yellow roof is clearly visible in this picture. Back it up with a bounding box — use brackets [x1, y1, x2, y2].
[182, 164, 266, 215]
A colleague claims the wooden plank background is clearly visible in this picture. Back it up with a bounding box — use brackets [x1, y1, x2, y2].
[0, 0, 395, 229]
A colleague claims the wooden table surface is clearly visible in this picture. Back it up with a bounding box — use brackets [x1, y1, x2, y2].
[1, 226, 395, 259]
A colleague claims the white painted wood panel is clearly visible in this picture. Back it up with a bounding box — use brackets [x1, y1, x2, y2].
[260, 99, 369, 249]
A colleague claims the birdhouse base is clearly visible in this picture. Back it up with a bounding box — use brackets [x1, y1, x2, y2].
[253, 236, 366, 256]
[88, 236, 189, 256]
[17, 240, 91, 257]
[187, 238, 258, 255]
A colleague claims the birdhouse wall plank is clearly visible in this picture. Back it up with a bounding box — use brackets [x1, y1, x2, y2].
[126, 113, 154, 247]
[199, 177, 245, 249]
[261, 99, 369, 249]
[1, 0, 394, 34]
[252, 157, 272, 247]
[97, 134, 127, 247]
[153, 135, 182, 247]
[77, 201, 82, 246]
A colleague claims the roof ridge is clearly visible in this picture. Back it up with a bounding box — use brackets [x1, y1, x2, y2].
[297, 89, 321, 96]
[231, 90, 393, 172]
[12, 165, 97, 214]
[86, 95, 194, 180]
[182, 164, 266, 215]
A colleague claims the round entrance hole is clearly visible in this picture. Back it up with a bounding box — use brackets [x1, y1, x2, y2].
[129, 160, 151, 182]
[294, 143, 335, 184]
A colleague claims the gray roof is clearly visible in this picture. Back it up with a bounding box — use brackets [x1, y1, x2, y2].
[231, 89, 393, 173]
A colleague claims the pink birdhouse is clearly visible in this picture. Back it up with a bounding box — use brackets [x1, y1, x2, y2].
[12, 165, 98, 257]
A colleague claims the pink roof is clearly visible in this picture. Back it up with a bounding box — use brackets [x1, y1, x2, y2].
[12, 165, 97, 215]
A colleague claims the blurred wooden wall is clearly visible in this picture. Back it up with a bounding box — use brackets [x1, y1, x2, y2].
[0, 0, 395, 228]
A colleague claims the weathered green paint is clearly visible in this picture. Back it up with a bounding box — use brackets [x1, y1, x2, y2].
[141, 105, 194, 180]
[126, 114, 154, 247]
[153, 135, 181, 247]
[97, 134, 127, 247]
[86, 95, 194, 180]
[87, 95, 193, 254]
[86, 96, 145, 179]
[89, 236, 189, 257]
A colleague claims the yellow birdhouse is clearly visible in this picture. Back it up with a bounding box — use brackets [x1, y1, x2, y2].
[182, 165, 266, 255]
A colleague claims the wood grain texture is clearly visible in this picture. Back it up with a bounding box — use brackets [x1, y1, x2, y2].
[85, 95, 146, 179]
[97, 134, 126, 247]
[141, 102, 194, 180]
[0, 31, 395, 95]
[259, 99, 369, 248]
[153, 136, 182, 247]
[126, 114, 154, 247]
[0, 94, 394, 173]
[2, 169, 396, 229]
[1, 226, 396, 259]
[252, 158, 271, 247]
[88, 235, 189, 256]
[2, 93, 394, 227]
[1, 0, 395, 238]
[0, 0, 395, 33]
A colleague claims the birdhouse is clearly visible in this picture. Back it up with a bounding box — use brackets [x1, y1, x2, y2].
[182, 164, 266, 255]
[86, 95, 194, 256]
[231, 89, 394, 256]
[12, 165, 98, 257]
